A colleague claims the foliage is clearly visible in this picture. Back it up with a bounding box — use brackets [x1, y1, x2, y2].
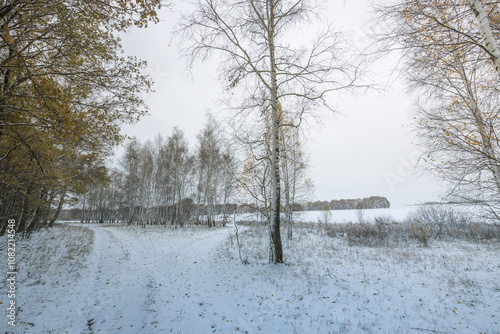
[0, 0, 162, 234]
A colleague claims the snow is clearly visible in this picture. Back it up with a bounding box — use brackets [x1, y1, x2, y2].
[1, 222, 499, 333]
[288, 206, 417, 223]
[235, 205, 484, 225]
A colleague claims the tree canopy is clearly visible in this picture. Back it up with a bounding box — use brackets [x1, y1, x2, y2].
[0, 0, 162, 234]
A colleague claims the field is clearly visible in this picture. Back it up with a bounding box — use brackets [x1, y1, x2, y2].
[1, 206, 499, 333]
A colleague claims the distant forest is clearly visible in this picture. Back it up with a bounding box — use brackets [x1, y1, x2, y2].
[303, 196, 391, 211]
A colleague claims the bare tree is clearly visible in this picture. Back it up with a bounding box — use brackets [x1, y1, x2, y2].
[121, 138, 141, 224]
[196, 113, 222, 226]
[179, 0, 362, 263]
[195, 113, 237, 227]
[280, 109, 312, 241]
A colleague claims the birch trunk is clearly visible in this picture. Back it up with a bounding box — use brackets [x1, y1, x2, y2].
[469, 0, 500, 76]
[289, 173, 296, 241]
[81, 193, 86, 223]
[268, 1, 283, 264]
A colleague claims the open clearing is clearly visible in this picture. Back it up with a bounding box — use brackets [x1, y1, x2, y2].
[1, 223, 499, 333]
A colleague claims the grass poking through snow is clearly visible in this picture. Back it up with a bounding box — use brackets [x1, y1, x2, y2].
[222, 222, 500, 333]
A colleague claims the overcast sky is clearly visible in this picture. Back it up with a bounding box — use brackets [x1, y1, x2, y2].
[117, 0, 444, 207]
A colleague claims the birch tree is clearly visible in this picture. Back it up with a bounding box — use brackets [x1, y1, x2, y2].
[374, 0, 500, 216]
[196, 114, 222, 226]
[121, 138, 141, 224]
[279, 110, 312, 241]
[179, 0, 361, 263]
[165, 128, 192, 225]
[195, 113, 236, 226]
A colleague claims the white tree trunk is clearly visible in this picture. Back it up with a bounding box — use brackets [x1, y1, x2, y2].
[470, 0, 500, 76]
[268, 1, 283, 264]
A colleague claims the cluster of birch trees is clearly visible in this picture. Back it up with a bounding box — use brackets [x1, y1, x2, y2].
[80, 111, 313, 233]
[81, 115, 237, 227]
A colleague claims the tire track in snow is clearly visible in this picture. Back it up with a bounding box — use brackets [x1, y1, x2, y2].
[76, 225, 232, 333]
[77, 226, 160, 333]
[103, 226, 234, 333]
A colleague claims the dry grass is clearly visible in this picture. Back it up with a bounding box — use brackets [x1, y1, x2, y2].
[316, 205, 500, 248]
[225, 207, 500, 266]
[17, 224, 94, 285]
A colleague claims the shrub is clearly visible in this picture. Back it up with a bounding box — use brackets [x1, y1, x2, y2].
[345, 217, 409, 247]
[330, 206, 500, 247]
[409, 221, 430, 247]
[404, 205, 500, 243]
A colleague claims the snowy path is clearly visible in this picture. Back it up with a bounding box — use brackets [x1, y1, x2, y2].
[73, 226, 303, 334]
[0, 225, 234, 333]
[77, 226, 160, 332]
[78, 225, 233, 333]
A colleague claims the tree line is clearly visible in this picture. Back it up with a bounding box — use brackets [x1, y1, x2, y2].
[304, 196, 391, 211]
[80, 115, 237, 227]
[72, 112, 313, 232]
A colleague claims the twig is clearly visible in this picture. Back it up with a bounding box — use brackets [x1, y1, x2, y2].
[325, 268, 347, 282]
[411, 328, 453, 334]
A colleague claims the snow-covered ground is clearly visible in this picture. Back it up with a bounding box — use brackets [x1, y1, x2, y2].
[236, 206, 417, 224]
[1, 223, 499, 333]
[235, 204, 485, 225]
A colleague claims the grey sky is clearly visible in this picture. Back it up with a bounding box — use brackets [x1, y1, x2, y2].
[118, 0, 443, 207]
